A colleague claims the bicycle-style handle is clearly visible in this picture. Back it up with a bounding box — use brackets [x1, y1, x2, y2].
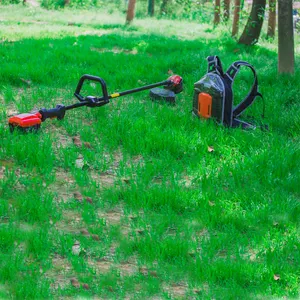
[74, 74, 109, 103]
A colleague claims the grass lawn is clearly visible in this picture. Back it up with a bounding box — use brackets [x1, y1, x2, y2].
[0, 4, 299, 299]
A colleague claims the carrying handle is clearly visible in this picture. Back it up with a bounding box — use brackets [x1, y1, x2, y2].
[207, 56, 224, 76]
[74, 74, 109, 103]
[225, 61, 263, 118]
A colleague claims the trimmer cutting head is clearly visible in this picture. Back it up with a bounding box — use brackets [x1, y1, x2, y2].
[164, 75, 183, 94]
[149, 75, 183, 104]
[149, 88, 176, 104]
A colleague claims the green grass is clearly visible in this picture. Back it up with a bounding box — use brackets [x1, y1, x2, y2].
[0, 4, 300, 299]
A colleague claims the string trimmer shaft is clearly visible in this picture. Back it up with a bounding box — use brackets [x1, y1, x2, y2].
[8, 74, 183, 132]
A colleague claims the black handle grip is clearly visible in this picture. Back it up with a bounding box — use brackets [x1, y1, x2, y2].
[39, 104, 66, 122]
[74, 74, 109, 103]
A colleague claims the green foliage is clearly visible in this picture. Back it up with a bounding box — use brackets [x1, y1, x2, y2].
[1, 0, 21, 4]
[0, 5, 299, 299]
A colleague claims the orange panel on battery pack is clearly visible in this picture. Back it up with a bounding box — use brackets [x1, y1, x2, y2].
[198, 93, 212, 118]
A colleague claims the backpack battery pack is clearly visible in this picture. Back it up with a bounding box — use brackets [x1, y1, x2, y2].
[193, 56, 263, 129]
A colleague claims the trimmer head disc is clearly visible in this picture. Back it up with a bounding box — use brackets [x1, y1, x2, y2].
[149, 88, 176, 104]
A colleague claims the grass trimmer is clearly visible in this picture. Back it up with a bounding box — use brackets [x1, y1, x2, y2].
[8, 74, 183, 132]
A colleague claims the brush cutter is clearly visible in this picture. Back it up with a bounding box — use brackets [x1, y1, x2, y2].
[8, 74, 183, 132]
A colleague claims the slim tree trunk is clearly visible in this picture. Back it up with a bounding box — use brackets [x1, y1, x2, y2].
[148, 0, 155, 16]
[223, 0, 231, 21]
[126, 0, 136, 24]
[161, 0, 169, 14]
[278, 0, 294, 73]
[232, 0, 241, 36]
[214, 0, 221, 25]
[267, 0, 276, 38]
[238, 0, 266, 45]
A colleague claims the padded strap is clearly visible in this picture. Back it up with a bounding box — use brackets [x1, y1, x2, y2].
[225, 61, 262, 118]
[207, 56, 224, 76]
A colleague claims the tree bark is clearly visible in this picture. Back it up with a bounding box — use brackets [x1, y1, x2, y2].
[126, 0, 136, 24]
[278, 0, 294, 73]
[148, 0, 155, 16]
[232, 0, 241, 36]
[214, 0, 221, 25]
[238, 0, 266, 45]
[267, 0, 276, 38]
[223, 0, 231, 21]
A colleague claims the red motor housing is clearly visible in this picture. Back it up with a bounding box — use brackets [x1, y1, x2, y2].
[8, 112, 42, 132]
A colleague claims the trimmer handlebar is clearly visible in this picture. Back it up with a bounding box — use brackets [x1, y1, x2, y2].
[74, 74, 109, 103]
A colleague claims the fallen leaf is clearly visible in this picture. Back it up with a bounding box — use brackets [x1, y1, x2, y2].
[274, 274, 280, 281]
[72, 136, 82, 147]
[137, 229, 145, 235]
[70, 277, 80, 288]
[74, 191, 83, 202]
[208, 201, 215, 207]
[233, 48, 240, 53]
[72, 241, 81, 256]
[85, 197, 93, 204]
[80, 229, 89, 236]
[122, 177, 130, 184]
[168, 69, 174, 75]
[208, 146, 214, 153]
[92, 234, 100, 241]
[149, 270, 158, 277]
[273, 221, 279, 226]
[108, 286, 114, 292]
[84, 142, 92, 149]
[82, 283, 90, 290]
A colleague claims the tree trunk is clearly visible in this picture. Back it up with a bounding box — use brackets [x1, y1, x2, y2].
[126, 0, 136, 24]
[232, 0, 241, 36]
[238, 0, 266, 45]
[214, 0, 221, 25]
[161, 0, 169, 14]
[148, 0, 155, 16]
[278, 0, 294, 73]
[223, 0, 231, 21]
[267, 0, 276, 38]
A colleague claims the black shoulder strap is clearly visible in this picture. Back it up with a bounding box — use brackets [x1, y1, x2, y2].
[224, 61, 263, 118]
[207, 56, 224, 76]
